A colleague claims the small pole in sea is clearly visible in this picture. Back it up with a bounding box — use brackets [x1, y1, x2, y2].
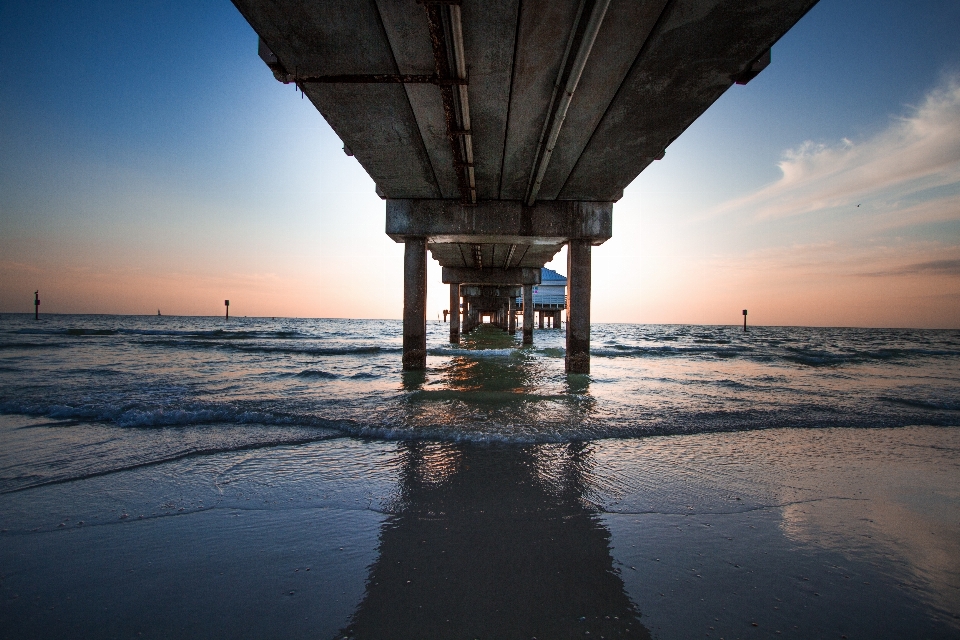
[225, 299, 230, 320]
[34, 290, 40, 320]
[742, 309, 748, 332]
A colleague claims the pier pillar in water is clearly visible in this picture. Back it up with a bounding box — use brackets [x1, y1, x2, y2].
[449, 284, 460, 344]
[539, 311, 544, 330]
[566, 240, 591, 374]
[403, 237, 428, 370]
[554, 310, 562, 329]
[508, 295, 516, 334]
[522, 285, 534, 345]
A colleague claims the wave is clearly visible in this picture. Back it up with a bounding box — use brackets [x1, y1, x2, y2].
[141, 339, 398, 357]
[65, 328, 118, 336]
[591, 344, 749, 359]
[295, 369, 338, 379]
[16, 327, 313, 340]
[0, 342, 61, 350]
[879, 396, 960, 411]
[0, 431, 345, 495]
[2, 397, 958, 448]
[0, 400, 347, 430]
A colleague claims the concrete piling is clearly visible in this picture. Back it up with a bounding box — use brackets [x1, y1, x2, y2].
[522, 284, 534, 344]
[403, 237, 428, 370]
[450, 283, 460, 343]
[566, 240, 591, 373]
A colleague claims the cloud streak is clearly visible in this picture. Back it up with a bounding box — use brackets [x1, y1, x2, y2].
[861, 258, 960, 278]
[713, 75, 960, 221]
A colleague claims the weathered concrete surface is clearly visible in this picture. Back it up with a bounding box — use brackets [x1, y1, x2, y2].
[449, 283, 460, 344]
[560, 0, 819, 199]
[389, 199, 611, 272]
[387, 200, 612, 243]
[460, 286, 521, 298]
[403, 238, 427, 370]
[442, 268, 541, 286]
[566, 240, 591, 374]
[234, 0, 817, 203]
[522, 284, 534, 345]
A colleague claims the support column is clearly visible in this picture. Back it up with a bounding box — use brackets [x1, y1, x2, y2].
[403, 237, 427, 370]
[539, 311, 545, 329]
[508, 295, 516, 334]
[449, 283, 460, 344]
[555, 310, 562, 329]
[566, 240, 591, 373]
[522, 284, 534, 344]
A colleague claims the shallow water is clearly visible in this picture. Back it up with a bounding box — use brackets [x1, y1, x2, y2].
[1, 315, 958, 446]
[1, 314, 959, 638]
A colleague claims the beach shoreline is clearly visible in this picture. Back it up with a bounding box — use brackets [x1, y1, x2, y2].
[2, 418, 957, 639]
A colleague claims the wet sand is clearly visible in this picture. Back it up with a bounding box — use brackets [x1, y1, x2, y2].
[1, 417, 958, 639]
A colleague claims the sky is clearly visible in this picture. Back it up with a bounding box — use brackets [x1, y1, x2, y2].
[1, 1, 959, 328]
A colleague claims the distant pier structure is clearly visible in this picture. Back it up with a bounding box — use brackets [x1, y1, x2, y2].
[452, 268, 566, 342]
[234, 0, 817, 374]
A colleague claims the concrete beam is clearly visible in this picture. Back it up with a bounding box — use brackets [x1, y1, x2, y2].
[460, 285, 521, 298]
[386, 200, 612, 244]
[442, 267, 541, 286]
[462, 295, 512, 310]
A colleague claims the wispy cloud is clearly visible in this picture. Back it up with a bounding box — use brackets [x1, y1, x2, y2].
[713, 75, 960, 221]
[860, 258, 960, 277]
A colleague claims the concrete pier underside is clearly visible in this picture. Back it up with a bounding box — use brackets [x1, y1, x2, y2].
[232, 0, 818, 371]
[393, 200, 609, 367]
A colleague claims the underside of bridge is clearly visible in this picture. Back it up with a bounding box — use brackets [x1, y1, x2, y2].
[232, 0, 818, 372]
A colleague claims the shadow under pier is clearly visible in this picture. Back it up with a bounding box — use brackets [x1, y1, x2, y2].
[338, 442, 650, 639]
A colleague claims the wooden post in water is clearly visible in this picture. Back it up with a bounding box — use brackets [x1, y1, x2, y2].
[34, 291, 40, 320]
[225, 300, 230, 320]
[743, 309, 747, 332]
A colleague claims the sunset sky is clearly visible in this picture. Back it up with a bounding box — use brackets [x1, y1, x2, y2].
[1, 1, 959, 327]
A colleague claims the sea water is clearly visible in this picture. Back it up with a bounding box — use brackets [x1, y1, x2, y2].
[1, 314, 959, 638]
[2, 315, 958, 448]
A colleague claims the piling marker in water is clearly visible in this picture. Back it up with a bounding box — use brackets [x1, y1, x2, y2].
[743, 309, 748, 332]
[225, 300, 230, 320]
[34, 290, 40, 320]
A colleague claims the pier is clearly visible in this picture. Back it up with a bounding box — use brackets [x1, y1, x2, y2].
[232, 0, 817, 373]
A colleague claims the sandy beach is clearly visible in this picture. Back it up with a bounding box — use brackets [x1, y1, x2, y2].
[2, 414, 957, 639]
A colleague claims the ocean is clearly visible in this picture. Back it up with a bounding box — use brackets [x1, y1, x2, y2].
[1, 314, 959, 638]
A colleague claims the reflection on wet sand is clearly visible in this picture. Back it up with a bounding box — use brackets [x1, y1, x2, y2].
[391, 324, 597, 440]
[774, 427, 960, 620]
[339, 442, 650, 639]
